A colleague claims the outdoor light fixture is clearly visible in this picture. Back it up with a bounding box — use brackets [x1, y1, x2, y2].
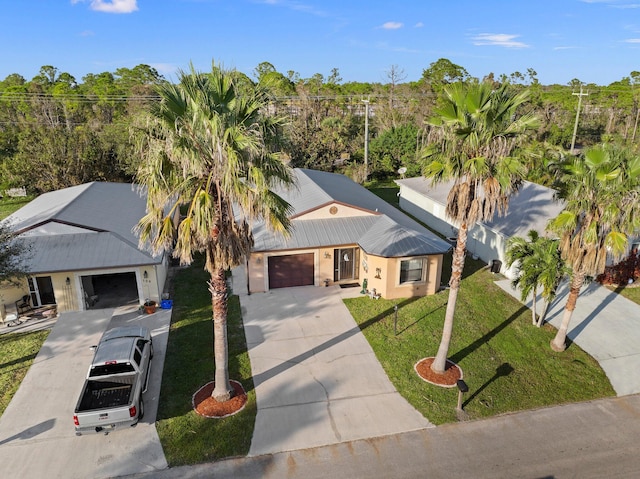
[256, 257, 262, 264]
[143, 270, 148, 279]
[324, 252, 331, 259]
[66, 277, 70, 286]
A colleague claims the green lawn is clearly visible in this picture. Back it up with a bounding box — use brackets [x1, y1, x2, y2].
[0, 330, 50, 416]
[0, 196, 34, 220]
[155, 258, 256, 466]
[607, 285, 640, 306]
[345, 266, 615, 425]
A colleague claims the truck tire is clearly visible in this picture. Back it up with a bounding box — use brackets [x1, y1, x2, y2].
[138, 397, 144, 421]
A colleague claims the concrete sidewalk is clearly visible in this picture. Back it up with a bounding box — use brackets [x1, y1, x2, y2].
[234, 270, 432, 456]
[496, 279, 640, 396]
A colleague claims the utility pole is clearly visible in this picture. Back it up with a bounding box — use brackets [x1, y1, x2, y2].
[363, 98, 370, 182]
[570, 86, 588, 154]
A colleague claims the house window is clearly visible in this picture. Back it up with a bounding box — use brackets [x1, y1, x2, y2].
[399, 258, 424, 284]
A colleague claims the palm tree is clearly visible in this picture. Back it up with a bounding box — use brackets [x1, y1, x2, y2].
[135, 62, 294, 401]
[547, 143, 640, 351]
[506, 230, 567, 326]
[421, 81, 539, 374]
[506, 230, 541, 325]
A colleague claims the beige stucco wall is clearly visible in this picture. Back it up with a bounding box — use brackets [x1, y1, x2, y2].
[360, 252, 444, 300]
[247, 247, 444, 300]
[0, 264, 164, 314]
[296, 203, 376, 220]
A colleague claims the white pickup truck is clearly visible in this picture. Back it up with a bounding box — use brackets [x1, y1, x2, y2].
[73, 326, 153, 435]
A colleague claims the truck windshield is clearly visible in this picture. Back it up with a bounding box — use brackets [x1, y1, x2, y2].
[90, 363, 135, 376]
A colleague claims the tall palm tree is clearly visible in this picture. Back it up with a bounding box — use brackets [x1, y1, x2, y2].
[506, 230, 567, 326]
[422, 81, 539, 374]
[547, 143, 640, 351]
[135, 62, 294, 401]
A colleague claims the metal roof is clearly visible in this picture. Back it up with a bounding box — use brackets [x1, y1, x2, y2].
[396, 177, 566, 239]
[358, 215, 454, 257]
[21, 233, 156, 273]
[253, 216, 379, 251]
[4, 182, 161, 274]
[253, 169, 451, 257]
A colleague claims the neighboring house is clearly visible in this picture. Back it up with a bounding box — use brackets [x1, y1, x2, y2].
[396, 177, 566, 279]
[0, 182, 168, 317]
[247, 169, 451, 299]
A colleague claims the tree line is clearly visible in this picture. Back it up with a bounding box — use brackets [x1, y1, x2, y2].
[1, 58, 640, 194]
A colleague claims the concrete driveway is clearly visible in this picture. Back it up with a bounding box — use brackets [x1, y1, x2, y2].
[238, 281, 433, 456]
[0, 305, 171, 479]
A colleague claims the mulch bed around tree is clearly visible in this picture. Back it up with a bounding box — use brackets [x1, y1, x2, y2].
[193, 380, 247, 418]
[414, 357, 463, 388]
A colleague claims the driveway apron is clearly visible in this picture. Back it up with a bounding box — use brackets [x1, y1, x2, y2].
[0, 306, 171, 479]
[496, 279, 640, 396]
[237, 276, 433, 457]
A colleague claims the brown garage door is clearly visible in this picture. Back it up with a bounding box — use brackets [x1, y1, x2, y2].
[268, 253, 315, 289]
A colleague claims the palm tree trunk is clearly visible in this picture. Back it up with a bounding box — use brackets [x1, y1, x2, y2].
[209, 267, 234, 401]
[531, 287, 538, 325]
[537, 300, 550, 327]
[431, 223, 468, 373]
[551, 271, 585, 352]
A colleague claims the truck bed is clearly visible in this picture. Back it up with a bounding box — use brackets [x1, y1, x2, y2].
[76, 378, 134, 412]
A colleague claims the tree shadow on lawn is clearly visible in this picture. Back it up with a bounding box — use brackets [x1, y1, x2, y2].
[449, 305, 528, 365]
[395, 302, 447, 336]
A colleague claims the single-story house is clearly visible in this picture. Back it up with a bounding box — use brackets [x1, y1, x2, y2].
[395, 177, 566, 279]
[247, 169, 451, 299]
[0, 182, 168, 319]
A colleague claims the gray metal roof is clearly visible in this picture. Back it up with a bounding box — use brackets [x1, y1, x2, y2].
[253, 216, 379, 251]
[358, 215, 453, 257]
[396, 177, 566, 239]
[21, 233, 156, 273]
[4, 182, 160, 274]
[253, 169, 451, 257]
[7, 182, 147, 245]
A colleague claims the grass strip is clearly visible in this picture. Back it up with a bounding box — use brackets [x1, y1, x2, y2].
[155, 258, 256, 466]
[0, 330, 50, 416]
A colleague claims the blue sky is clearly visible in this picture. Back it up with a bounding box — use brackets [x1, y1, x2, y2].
[2, 0, 640, 86]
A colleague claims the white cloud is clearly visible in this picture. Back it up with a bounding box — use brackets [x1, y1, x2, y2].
[381, 21, 403, 30]
[580, 0, 640, 7]
[72, 0, 138, 14]
[414, 22, 424, 28]
[472, 33, 529, 48]
[257, 0, 327, 16]
[624, 38, 640, 42]
[553, 45, 578, 50]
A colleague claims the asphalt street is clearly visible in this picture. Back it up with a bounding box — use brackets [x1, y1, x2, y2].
[125, 393, 640, 479]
